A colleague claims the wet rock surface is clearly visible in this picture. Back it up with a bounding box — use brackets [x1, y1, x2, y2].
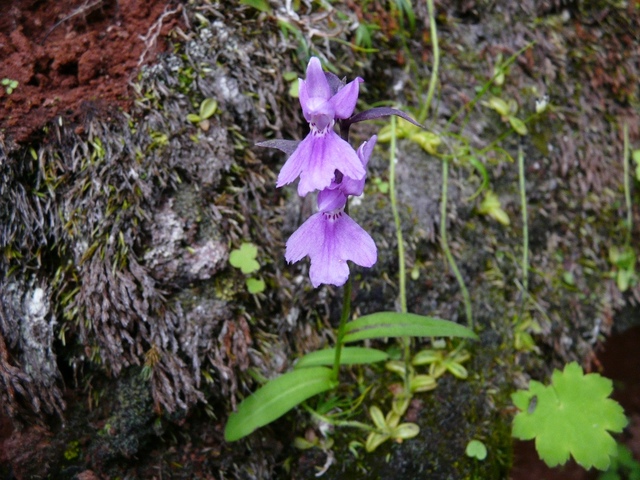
[0, 0, 638, 478]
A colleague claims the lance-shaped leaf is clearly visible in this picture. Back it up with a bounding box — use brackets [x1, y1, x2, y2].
[343, 107, 424, 130]
[294, 347, 389, 369]
[343, 312, 477, 343]
[225, 367, 337, 442]
[512, 362, 627, 471]
[256, 139, 301, 156]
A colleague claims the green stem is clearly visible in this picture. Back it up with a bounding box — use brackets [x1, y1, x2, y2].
[304, 406, 377, 432]
[332, 273, 352, 382]
[440, 159, 473, 328]
[389, 115, 412, 393]
[418, 0, 440, 124]
[623, 122, 632, 246]
[518, 143, 529, 293]
[389, 116, 407, 314]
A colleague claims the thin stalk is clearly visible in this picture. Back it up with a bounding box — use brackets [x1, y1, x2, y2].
[518, 142, 529, 293]
[389, 116, 412, 394]
[304, 406, 377, 432]
[623, 122, 632, 246]
[389, 116, 408, 314]
[418, 0, 440, 124]
[332, 276, 352, 382]
[440, 159, 473, 328]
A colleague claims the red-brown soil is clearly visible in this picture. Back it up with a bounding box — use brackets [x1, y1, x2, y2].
[0, 0, 182, 145]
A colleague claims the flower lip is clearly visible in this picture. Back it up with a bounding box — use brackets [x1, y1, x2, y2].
[285, 205, 377, 287]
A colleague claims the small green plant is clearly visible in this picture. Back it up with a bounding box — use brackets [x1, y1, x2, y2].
[466, 439, 488, 461]
[477, 190, 510, 226]
[482, 96, 528, 136]
[229, 242, 265, 293]
[63, 440, 80, 461]
[512, 362, 627, 470]
[609, 245, 637, 292]
[187, 98, 218, 131]
[609, 123, 637, 292]
[1, 78, 18, 95]
[411, 341, 470, 379]
[599, 443, 640, 480]
[364, 405, 420, 452]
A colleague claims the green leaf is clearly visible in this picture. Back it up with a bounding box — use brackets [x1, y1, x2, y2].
[288, 79, 299, 98]
[393, 423, 420, 440]
[478, 190, 510, 226]
[246, 277, 265, 294]
[229, 242, 260, 274]
[466, 439, 488, 460]
[343, 312, 477, 343]
[408, 131, 441, 154]
[199, 98, 218, 119]
[295, 347, 389, 369]
[410, 374, 437, 392]
[508, 116, 528, 136]
[186, 113, 202, 123]
[369, 405, 387, 430]
[485, 97, 511, 117]
[224, 367, 337, 441]
[240, 0, 272, 13]
[282, 71, 298, 82]
[512, 362, 627, 470]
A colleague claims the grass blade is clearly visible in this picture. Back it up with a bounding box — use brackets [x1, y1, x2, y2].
[343, 312, 477, 343]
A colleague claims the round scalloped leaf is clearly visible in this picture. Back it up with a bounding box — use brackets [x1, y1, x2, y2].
[512, 362, 627, 471]
[229, 242, 260, 274]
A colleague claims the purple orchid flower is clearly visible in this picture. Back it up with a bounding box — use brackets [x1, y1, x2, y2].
[285, 135, 378, 287]
[276, 57, 366, 197]
[285, 187, 377, 287]
[330, 135, 377, 197]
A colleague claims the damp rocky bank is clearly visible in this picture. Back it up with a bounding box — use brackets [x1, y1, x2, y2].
[0, 1, 638, 478]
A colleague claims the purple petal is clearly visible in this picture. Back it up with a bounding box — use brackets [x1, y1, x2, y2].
[285, 212, 324, 264]
[308, 212, 377, 287]
[296, 130, 366, 196]
[330, 78, 363, 119]
[303, 57, 331, 101]
[286, 210, 377, 287]
[339, 135, 377, 196]
[359, 134, 377, 166]
[276, 135, 313, 188]
[334, 214, 377, 269]
[317, 188, 347, 212]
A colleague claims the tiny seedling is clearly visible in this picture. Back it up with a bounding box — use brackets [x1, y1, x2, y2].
[599, 443, 640, 480]
[412, 343, 471, 380]
[365, 405, 420, 452]
[1, 78, 18, 95]
[512, 362, 627, 471]
[478, 190, 510, 226]
[466, 439, 487, 460]
[229, 242, 259, 274]
[608, 245, 637, 292]
[187, 98, 218, 131]
[482, 96, 528, 136]
[229, 242, 265, 293]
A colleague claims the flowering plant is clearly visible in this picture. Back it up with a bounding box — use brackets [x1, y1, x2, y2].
[224, 57, 477, 447]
